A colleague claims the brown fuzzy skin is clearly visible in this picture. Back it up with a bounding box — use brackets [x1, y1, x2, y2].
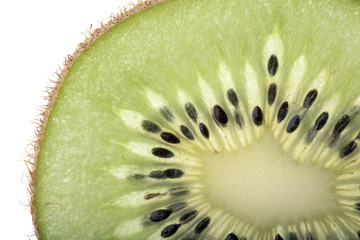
[26, 0, 165, 238]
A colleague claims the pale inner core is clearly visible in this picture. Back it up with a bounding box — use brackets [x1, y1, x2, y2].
[203, 130, 339, 229]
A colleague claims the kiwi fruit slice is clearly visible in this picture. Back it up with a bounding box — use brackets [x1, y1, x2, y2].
[29, 0, 360, 239]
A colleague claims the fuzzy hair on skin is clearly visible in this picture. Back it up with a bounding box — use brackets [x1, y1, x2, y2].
[25, 0, 165, 238]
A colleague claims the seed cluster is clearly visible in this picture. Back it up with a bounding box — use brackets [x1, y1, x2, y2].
[123, 54, 360, 240]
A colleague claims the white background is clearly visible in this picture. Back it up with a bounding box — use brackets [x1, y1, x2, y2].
[0, 1, 136, 238]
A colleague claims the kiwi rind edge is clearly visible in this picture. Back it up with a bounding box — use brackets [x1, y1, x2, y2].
[25, 0, 165, 238]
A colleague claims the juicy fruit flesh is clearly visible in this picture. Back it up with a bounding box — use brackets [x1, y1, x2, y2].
[33, 0, 360, 239]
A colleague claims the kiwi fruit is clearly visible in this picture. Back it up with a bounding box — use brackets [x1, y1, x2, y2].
[29, 0, 360, 239]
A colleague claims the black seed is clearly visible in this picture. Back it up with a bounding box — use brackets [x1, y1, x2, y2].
[199, 123, 209, 139]
[160, 107, 174, 122]
[225, 233, 239, 240]
[167, 202, 187, 212]
[234, 112, 243, 128]
[161, 224, 181, 238]
[268, 54, 279, 76]
[340, 141, 357, 158]
[142, 120, 161, 134]
[185, 103, 198, 123]
[314, 112, 329, 131]
[287, 115, 301, 133]
[152, 148, 174, 158]
[268, 83, 277, 105]
[268, 83, 277, 106]
[160, 132, 181, 144]
[180, 210, 198, 224]
[194, 217, 211, 234]
[277, 101, 289, 123]
[150, 209, 172, 222]
[213, 105, 228, 126]
[303, 89, 318, 109]
[149, 170, 165, 179]
[227, 89, 239, 107]
[275, 234, 284, 240]
[287, 232, 298, 240]
[333, 115, 351, 136]
[180, 125, 194, 140]
[164, 169, 184, 178]
[357, 230, 360, 239]
[252, 106, 263, 126]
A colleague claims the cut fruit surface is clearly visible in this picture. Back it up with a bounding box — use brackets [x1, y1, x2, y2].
[32, 0, 360, 239]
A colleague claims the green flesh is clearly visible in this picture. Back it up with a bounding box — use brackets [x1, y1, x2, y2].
[34, 0, 360, 239]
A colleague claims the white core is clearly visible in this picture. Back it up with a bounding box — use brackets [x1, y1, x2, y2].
[203, 130, 339, 229]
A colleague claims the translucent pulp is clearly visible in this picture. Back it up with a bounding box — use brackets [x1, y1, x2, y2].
[203, 130, 339, 229]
